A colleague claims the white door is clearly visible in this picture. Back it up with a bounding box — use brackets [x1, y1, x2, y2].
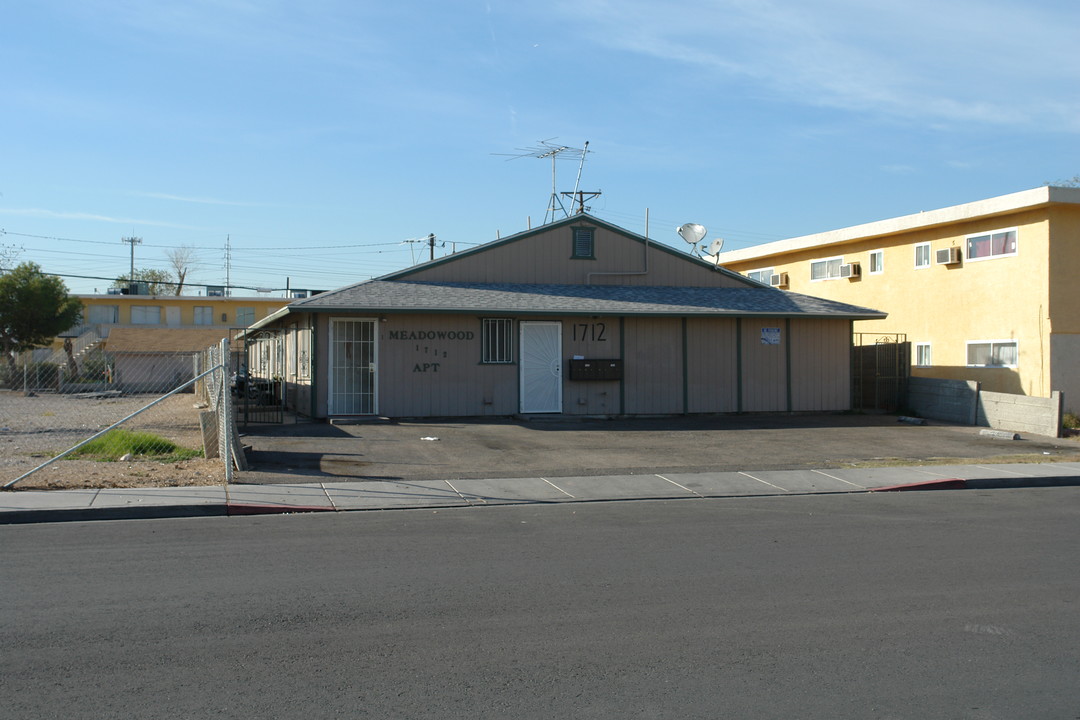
[520, 321, 562, 413]
[165, 306, 181, 326]
[329, 319, 377, 415]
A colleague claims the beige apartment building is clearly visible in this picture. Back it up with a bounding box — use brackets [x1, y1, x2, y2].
[246, 213, 884, 420]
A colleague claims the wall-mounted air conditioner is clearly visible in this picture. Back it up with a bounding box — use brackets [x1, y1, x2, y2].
[840, 262, 861, 278]
[936, 247, 961, 265]
[769, 272, 789, 288]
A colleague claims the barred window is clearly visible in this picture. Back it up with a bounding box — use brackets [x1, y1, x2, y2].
[482, 318, 514, 364]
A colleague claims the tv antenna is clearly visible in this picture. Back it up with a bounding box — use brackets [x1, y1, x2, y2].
[495, 139, 594, 223]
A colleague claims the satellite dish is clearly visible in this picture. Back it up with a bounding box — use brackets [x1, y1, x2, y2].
[677, 223, 707, 246]
[707, 238, 725, 255]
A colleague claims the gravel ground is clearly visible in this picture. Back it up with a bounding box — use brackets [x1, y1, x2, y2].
[0, 390, 226, 490]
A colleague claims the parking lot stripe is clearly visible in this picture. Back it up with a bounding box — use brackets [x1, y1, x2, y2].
[655, 474, 703, 497]
[541, 478, 575, 498]
[738, 472, 788, 492]
[811, 470, 866, 489]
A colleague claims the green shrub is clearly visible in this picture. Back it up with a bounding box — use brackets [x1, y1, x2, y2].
[69, 429, 202, 462]
[1064, 412, 1080, 430]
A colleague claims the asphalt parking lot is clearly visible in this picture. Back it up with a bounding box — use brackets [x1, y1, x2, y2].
[235, 413, 1080, 485]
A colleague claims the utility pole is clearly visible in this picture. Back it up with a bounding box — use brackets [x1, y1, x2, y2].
[121, 236, 142, 291]
[427, 233, 436, 261]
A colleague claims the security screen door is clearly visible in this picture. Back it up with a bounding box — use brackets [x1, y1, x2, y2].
[330, 319, 376, 415]
[519, 321, 562, 413]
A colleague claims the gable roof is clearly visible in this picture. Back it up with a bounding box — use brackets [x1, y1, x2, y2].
[255, 280, 884, 323]
[105, 327, 233, 354]
[383, 213, 755, 284]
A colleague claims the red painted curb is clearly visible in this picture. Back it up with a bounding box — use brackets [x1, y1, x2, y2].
[227, 504, 336, 516]
[871, 478, 968, 492]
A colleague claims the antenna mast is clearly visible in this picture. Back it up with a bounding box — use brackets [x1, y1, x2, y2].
[494, 139, 591, 223]
[224, 235, 232, 297]
[121, 236, 142, 288]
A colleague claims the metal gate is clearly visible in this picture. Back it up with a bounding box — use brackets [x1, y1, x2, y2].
[852, 333, 910, 412]
[236, 329, 284, 425]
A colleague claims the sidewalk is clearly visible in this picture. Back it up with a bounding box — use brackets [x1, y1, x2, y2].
[3, 461, 1080, 524]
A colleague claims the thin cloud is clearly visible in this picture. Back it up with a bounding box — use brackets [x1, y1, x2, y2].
[0, 207, 207, 230]
[133, 192, 262, 207]
[557, 0, 1080, 131]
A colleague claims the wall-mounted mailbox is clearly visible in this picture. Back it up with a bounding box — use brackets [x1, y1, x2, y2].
[568, 358, 623, 381]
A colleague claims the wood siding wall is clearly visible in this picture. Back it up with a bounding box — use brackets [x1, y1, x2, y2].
[296, 312, 852, 418]
[378, 315, 518, 417]
[686, 318, 739, 413]
[622, 318, 684, 414]
[739, 319, 788, 411]
[789, 319, 851, 411]
[402, 224, 750, 288]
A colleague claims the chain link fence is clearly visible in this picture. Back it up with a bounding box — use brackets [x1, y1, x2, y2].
[1, 339, 240, 490]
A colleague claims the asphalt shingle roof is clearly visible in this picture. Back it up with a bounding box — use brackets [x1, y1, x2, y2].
[287, 280, 885, 319]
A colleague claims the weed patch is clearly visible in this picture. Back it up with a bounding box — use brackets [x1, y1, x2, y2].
[68, 429, 202, 462]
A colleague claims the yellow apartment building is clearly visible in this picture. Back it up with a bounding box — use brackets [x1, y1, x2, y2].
[55, 294, 289, 361]
[76, 293, 288, 332]
[714, 186, 1080, 412]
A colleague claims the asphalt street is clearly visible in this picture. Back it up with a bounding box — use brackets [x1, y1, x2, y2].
[3, 488, 1079, 719]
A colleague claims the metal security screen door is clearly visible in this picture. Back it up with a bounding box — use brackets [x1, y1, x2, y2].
[330, 319, 377, 415]
[520, 321, 562, 413]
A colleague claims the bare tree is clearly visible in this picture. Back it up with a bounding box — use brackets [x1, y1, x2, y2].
[1, 242, 22, 272]
[165, 245, 197, 295]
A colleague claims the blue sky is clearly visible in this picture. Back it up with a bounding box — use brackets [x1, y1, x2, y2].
[3, 0, 1078, 296]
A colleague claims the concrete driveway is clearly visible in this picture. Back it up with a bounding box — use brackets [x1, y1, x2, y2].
[235, 414, 1080, 485]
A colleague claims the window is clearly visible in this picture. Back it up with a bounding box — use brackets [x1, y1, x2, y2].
[298, 326, 311, 379]
[571, 227, 595, 259]
[194, 306, 214, 325]
[914, 242, 931, 268]
[914, 343, 931, 367]
[236, 307, 256, 326]
[810, 257, 843, 281]
[131, 305, 161, 324]
[87, 305, 119, 324]
[966, 228, 1017, 261]
[967, 340, 1017, 368]
[746, 268, 774, 284]
[481, 318, 514, 363]
[869, 250, 884, 274]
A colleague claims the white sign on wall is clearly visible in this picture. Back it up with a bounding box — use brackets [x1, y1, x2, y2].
[761, 327, 781, 345]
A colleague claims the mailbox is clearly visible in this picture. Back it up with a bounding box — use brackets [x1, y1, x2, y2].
[568, 358, 623, 381]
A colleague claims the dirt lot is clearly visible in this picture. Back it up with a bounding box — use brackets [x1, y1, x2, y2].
[0, 390, 225, 490]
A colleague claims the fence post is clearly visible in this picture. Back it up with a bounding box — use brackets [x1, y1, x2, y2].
[220, 338, 234, 484]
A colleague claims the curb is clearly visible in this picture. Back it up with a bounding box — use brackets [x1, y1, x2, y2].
[0, 504, 228, 525]
[870, 478, 967, 492]
[226, 504, 336, 516]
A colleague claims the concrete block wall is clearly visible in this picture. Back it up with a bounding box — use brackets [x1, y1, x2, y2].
[977, 390, 1063, 438]
[907, 378, 1063, 438]
[907, 378, 978, 425]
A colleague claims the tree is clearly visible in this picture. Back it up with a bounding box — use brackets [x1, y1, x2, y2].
[109, 268, 173, 295]
[1047, 175, 1080, 188]
[165, 245, 197, 295]
[0, 262, 83, 366]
